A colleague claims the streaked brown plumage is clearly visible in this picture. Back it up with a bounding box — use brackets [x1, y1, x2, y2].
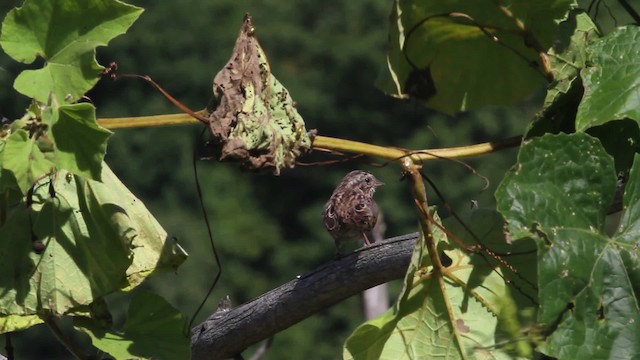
[322, 170, 384, 254]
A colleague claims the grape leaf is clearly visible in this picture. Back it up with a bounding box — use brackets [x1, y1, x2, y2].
[377, 0, 574, 114]
[344, 211, 512, 359]
[496, 133, 615, 241]
[0, 0, 143, 103]
[0, 165, 187, 332]
[576, 26, 640, 131]
[497, 133, 640, 358]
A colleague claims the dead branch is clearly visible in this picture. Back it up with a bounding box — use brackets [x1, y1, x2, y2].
[191, 233, 418, 360]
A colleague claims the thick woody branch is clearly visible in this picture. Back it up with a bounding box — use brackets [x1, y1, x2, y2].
[190, 233, 419, 360]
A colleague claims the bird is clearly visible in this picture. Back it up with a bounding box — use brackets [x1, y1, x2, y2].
[322, 170, 384, 255]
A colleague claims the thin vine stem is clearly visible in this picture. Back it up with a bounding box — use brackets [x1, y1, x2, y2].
[401, 158, 442, 271]
[96, 114, 522, 161]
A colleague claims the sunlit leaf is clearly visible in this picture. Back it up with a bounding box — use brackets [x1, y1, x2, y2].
[344, 211, 512, 359]
[0, 0, 143, 102]
[0, 165, 186, 332]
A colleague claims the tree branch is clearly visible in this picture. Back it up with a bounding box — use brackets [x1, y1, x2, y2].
[190, 233, 419, 360]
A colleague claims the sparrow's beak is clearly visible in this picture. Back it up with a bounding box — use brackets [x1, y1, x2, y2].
[374, 178, 384, 187]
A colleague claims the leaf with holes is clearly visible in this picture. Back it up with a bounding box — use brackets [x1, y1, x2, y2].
[497, 133, 640, 358]
[344, 211, 515, 359]
[0, 0, 143, 103]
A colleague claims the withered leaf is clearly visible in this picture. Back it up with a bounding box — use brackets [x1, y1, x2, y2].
[206, 14, 313, 174]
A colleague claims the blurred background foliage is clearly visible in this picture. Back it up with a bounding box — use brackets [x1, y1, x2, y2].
[0, 0, 633, 358]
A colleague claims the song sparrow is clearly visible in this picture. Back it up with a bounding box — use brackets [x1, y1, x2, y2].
[323, 170, 384, 254]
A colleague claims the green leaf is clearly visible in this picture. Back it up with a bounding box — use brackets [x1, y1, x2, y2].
[496, 133, 616, 241]
[377, 0, 574, 114]
[344, 211, 511, 359]
[496, 134, 640, 358]
[576, 26, 640, 131]
[74, 291, 190, 359]
[2, 129, 55, 194]
[0, 171, 131, 318]
[92, 164, 188, 288]
[443, 209, 538, 358]
[527, 9, 600, 137]
[48, 103, 112, 180]
[0, 0, 143, 103]
[0, 165, 186, 329]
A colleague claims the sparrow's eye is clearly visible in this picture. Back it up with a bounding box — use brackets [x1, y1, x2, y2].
[365, 177, 371, 184]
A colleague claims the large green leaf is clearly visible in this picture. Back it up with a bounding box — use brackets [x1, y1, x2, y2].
[576, 26, 640, 131]
[0, 0, 143, 103]
[496, 134, 640, 358]
[344, 211, 513, 359]
[0, 165, 187, 333]
[74, 292, 190, 359]
[378, 0, 574, 114]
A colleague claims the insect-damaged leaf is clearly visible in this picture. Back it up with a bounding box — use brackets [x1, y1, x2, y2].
[496, 134, 640, 358]
[206, 14, 314, 175]
[344, 211, 516, 359]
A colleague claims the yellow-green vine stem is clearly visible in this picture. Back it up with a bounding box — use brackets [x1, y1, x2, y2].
[97, 113, 522, 161]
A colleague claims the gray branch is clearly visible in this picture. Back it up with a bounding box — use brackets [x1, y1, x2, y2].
[191, 232, 419, 360]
